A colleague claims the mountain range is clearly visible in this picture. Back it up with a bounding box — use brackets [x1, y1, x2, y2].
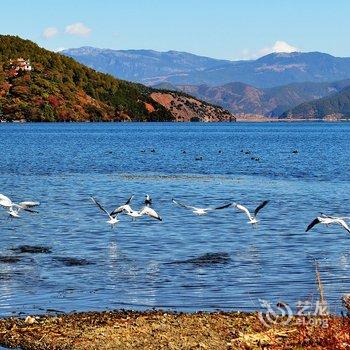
[153, 80, 350, 117]
[63, 48, 350, 119]
[63, 48, 350, 88]
[0, 36, 234, 122]
[62, 47, 229, 86]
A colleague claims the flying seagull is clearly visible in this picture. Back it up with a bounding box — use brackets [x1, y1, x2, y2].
[0, 194, 40, 210]
[0, 194, 13, 209]
[119, 196, 162, 221]
[139, 206, 162, 221]
[125, 206, 162, 221]
[172, 199, 232, 216]
[6, 205, 39, 218]
[233, 200, 269, 225]
[108, 195, 162, 221]
[0, 194, 39, 218]
[110, 195, 134, 216]
[306, 214, 350, 234]
[90, 197, 119, 226]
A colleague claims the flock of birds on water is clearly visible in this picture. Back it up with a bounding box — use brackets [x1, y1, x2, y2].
[1, 192, 350, 235]
[138, 148, 300, 163]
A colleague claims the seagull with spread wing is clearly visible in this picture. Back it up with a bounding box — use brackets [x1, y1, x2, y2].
[233, 200, 269, 225]
[0, 193, 39, 218]
[109, 195, 134, 216]
[306, 213, 350, 234]
[126, 195, 162, 221]
[128, 206, 162, 221]
[172, 199, 232, 216]
[90, 197, 119, 226]
[91, 193, 162, 223]
[142, 205, 162, 221]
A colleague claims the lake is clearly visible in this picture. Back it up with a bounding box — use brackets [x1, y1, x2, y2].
[0, 122, 349, 317]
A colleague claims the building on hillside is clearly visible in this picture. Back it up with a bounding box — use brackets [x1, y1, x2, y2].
[9, 58, 32, 75]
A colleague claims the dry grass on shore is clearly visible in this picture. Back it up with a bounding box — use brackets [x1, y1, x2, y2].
[0, 310, 349, 350]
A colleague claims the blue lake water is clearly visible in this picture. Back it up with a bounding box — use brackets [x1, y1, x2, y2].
[0, 122, 349, 317]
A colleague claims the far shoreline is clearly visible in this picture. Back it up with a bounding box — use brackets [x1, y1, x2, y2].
[0, 118, 349, 124]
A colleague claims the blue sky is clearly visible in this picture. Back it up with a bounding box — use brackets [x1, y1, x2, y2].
[1, 0, 349, 60]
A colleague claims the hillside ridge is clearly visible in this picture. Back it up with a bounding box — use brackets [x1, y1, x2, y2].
[0, 36, 234, 122]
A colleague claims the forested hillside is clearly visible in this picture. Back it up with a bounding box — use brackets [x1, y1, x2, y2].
[0, 36, 234, 122]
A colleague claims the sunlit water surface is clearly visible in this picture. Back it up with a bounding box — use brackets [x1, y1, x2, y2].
[0, 122, 349, 317]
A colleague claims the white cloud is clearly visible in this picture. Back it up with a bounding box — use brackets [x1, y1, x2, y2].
[65, 22, 91, 36]
[43, 27, 59, 39]
[238, 41, 300, 60]
[54, 47, 66, 52]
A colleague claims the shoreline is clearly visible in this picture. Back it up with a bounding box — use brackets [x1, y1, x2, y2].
[235, 116, 350, 122]
[1, 118, 350, 124]
[0, 310, 349, 349]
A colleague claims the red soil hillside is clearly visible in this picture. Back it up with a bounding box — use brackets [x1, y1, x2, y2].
[151, 91, 235, 122]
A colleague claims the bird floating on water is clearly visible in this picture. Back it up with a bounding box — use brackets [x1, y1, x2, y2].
[306, 214, 350, 234]
[144, 194, 152, 206]
[172, 199, 232, 216]
[233, 200, 269, 225]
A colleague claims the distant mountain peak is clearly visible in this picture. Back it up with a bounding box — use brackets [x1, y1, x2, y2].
[261, 51, 301, 58]
[256, 51, 338, 63]
[270, 52, 301, 58]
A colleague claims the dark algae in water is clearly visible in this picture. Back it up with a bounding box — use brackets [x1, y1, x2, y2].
[10, 245, 52, 254]
[167, 252, 231, 266]
[52, 256, 92, 267]
[0, 256, 21, 263]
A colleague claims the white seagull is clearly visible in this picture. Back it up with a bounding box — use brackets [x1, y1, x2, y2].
[306, 213, 350, 234]
[127, 194, 161, 221]
[110, 195, 134, 216]
[233, 200, 269, 225]
[90, 197, 119, 226]
[107, 195, 162, 221]
[0, 194, 14, 209]
[0, 193, 39, 218]
[172, 199, 232, 216]
[139, 206, 162, 221]
[125, 205, 162, 221]
[7, 205, 39, 218]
